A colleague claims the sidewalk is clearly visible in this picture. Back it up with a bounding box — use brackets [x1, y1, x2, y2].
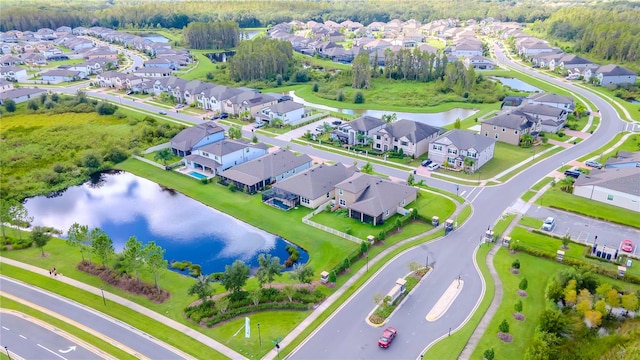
[0, 257, 247, 360]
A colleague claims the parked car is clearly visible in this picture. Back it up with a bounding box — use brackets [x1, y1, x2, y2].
[542, 217, 556, 231]
[378, 327, 397, 348]
[158, 110, 167, 115]
[253, 121, 265, 129]
[210, 114, 221, 120]
[427, 163, 440, 171]
[421, 159, 433, 167]
[585, 160, 603, 169]
[621, 239, 634, 253]
[332, 120, 342, 126]
[175, 104, 185, 109]
[219, 112, 229, 119]
[564, 169, 581, 179]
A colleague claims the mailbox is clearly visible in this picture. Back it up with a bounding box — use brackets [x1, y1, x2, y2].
[444, 219, 454, 235]
[432, 216, 440, 227]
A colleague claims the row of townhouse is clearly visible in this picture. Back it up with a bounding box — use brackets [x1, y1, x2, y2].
[0, 78, 47, 104]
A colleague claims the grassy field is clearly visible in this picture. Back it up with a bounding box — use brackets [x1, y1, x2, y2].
[520, 190, 536, 202]
[517, 215, 542, 229]
[537, 185, 640, 228]
[531, 177, 554, 191]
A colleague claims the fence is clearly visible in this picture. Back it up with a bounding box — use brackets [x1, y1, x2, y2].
[302, 202, 362, 244]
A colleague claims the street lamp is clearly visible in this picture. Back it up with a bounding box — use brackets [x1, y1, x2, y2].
[5, 346, 11, 360]
[100, 285, 106, 306]
[257, 323, 262, 347]
[366, 253, 369, 272]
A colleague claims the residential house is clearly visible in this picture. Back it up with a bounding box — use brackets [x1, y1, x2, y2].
[372, 119, 444, 157]
[501, 96, 525, 110]
[259, 100, 305, 126]
[558, 54, 593, 71]
[481, 110, 541, 146]
[331, 115, 386, 145]
[0, 55, 23, 66]
[451, 42, 482, 57]
[184, 139, 268, 175]
[518, 39, 554, 56]
[527, 93, 574, 111]
[0, 66, 28, 81]
[0, 78, 14, 92]
[218, 149, 313, 193]
[518, 103, 567, 133]
[197, 85, 243, 112]
[429, 130, 496, 171]
[573, 167, 640, 212]
[604, 151, 640, 169]
[170, 121, 225, 157]
[96, 71, 142, 90]
[334, 172, 417, 225]
[0, 87, 47, 104]
[464, 56, 495, 70]
[595, 64, 637, 86]
[263, 163, 358, 209]
[144, 57, 178, 70]
[21, 53, 47, 66]
[133, 67, 173, 78]
[225, 92, 277, 117]
[84, 46, 118, 60]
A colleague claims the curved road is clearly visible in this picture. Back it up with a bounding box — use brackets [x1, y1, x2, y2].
[287, 45, 629, 359]
[0, 276, 187, 359]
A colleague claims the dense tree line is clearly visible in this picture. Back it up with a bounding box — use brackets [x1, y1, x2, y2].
[535, 7, 640, 64]
[383, 48, 447, 82]
[228, 38, 294, 82]
[183, 21, 240, 50]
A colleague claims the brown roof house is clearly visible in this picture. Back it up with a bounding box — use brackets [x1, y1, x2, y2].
[334, 173, 417, 226]
[573, 167, 640, 212]
[262, 163, 358, 210]
[218, 149, 312, 194]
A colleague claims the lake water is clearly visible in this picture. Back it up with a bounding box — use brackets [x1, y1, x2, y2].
[628, 99, 639, 104]
[23, 171, 308, 275]
[286, 91, 477, 127]
[243, 30, 262, 40]
[141, 34, 169, 43]
[492, 77, 541, 93]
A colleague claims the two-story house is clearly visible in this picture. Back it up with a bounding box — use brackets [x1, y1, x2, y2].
[185, 139, 268, 175]
[259, 100, 305, 126]
[372, 119, 444, 157]
[595, 64, 637, 87]
[518, 103, 568, 133]
[481, 110, 541, 146]
[429, 130, 496, 172]
[170, 121, 225, 157]
[527, 93, 574, 111]
[330, 115, 386, 145]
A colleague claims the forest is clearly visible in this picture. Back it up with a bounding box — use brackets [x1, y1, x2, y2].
[228, 38, 294, 82]
[183, 21, 240, 49]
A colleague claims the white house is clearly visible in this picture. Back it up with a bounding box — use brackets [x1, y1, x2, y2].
[41, 69, 84, 83]
[573, 167, 640, 212]
[0, 87, 47, 104]
[184, 139, 269, 175]
[0, 66, 28, 81]
[527, 93, 574, 111]
[260, 100, 305, 126]
[595, 64, 637, 87]
[429, 129, 496, 172]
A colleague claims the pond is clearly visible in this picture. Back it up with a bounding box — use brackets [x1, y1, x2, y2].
[627, 99, 639, 104]
[286, 91, 477, 127]
[24, 171, 308, 275]
[492, 76, 541, 93]
[206, 51, 235, 63]
[243, 30, 262, 40]
[141, 33, 169, 43]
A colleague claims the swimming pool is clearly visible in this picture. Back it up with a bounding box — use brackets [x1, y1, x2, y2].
[189, 171, 208, 180]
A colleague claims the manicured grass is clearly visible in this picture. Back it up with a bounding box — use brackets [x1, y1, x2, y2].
[517, 216, 542, 229]
[496, 147, 563, 183]
[456, 204, 473, 225]
[141, 150, 182, 164]
[1, 296, 137, 360]
[293, 52, 351, 71]
[578, 83, 640, 121]
[537, 185, 640, 228]
[577, 132, 628, 162]
[531, 177, 554, 191]
[520, 190, 536, 202]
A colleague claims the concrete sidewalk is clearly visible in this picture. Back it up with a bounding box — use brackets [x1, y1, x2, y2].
[0, 257, 246, 360]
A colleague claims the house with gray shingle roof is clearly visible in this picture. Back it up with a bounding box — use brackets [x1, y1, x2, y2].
[263, 163, 358, 209]
[259, 100, 305, 125]
[335, 172, 417, 225]
[184, 139, 268, 175]
[429, 129, 496, 171]
[605, 151, 640, 169]
[331, 115, 386, 145]
[0, 87, 47, 105]
[481, 110, 541, 146]
[573, 167, 640, 212]
[372, 119, 444, 157]
[170, 121, 225, 157]
[219, 149, 313, 194]
[595, 64, 637, 86]
[518, 103, 567, 133]
[527, 93, 574, 111]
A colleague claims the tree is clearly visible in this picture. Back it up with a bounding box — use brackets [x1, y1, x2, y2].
[329, 270, 337, 282]
[154, 148, 173, 166]
[605, 288, 620, 309]
[584, 309, 602, 328]
[484, 348, 495, 360]
[31, 226, 51, 256]
[360, 162, 373, 174]
[407, 173, 414, 185]
[121, 236, 144, 285]
[499, 319, 510, 333]
[0, 199, 17, 242]
[558, 176, 575, 193]
[336, 91, 344, 102]
[289, 263, 314, 284]
[576, 299, 592, 315]
[249, 289, 261, 306]
[188, 274, 213, 301]
[512, 259, 521, 269]
[408, 261, 422, 272]
[520, 133, 534, 148]
[312, 83, 319, 92]
[282, 285, 295, 302]
[621, 293, 639, 315]
[27, 99, 39, 111]
[353, 91, 365, 104]
[561, 232, 571, 249]
[595, 283, 613, 299]
[463, 157, 475, 173]
[143, 241, 167, 292]
[594, 299, 607, 317]
[454, 117, 461, 129]
[564, 279, 577, 306]
[90, 228, 114, 268]
[360, 241, 369, 254]
[373, 292, 383, 306]
[256, 253, 284, 288]
[519, 278, 529, 291]
[217, 296, 230, 314]
[228, 125, 242, 139]
[577, 288, 592, 304]
[381, 113, 397, 124]
[96, 101, 118, 115]
[67, 223, 90, 262]
[3, 99, 16, 112]
[525, 331, 561, 360]
[514, 299, 523, 313]
[352, 52, 371, 89]
[221, 259, 250, 294]
[343, 257, 350, 270]
[538, 309, 567, 336]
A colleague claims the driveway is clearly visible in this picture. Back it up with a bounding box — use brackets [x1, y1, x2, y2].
[524, 205, 640, 256]
[275, 116, 342, 141]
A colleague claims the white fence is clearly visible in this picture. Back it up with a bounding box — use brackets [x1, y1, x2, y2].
[302, 202, 363, 244]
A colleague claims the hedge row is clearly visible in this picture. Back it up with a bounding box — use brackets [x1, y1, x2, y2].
[205, 302, 309, 327]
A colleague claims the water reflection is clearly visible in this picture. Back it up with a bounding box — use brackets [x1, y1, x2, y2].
[24, 172, 308, 274]
[286, 91, 477, 127]
[492, 76, 541, 93]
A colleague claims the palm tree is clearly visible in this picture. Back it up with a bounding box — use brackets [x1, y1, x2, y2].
[154, 148, 173, 166]
[520, 133, 533, 148]
[463, 157, 476, 173]
[256, 254, 284, 288]
[558, 176, 575, 193]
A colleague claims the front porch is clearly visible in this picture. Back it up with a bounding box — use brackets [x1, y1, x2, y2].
[349, 209, 384, 226]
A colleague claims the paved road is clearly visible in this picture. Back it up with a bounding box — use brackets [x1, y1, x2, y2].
[1, 312, 100, 360]
[287, 44, 629, 359]
[0, 276, 187, 359]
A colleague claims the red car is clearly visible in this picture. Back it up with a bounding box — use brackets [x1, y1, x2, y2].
[378, 327, 397, 348]
[621, 239, 634, 253]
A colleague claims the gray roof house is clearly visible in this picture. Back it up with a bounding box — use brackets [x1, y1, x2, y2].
[373, 119, 444, 157]
[331, 115, 386, 145]
[481, 110, 541, 146]
[429, 129, 496, 172]
[335, 172, 418, 225]
[605, 151, 640, 169]
[263, 163, 358, 209]
[184, 139, 268, 175]
[218, 149, 313, 194]
[518, 103, 567, 133]
[595, 64, 637, 87]
[0, 87, 47, 105]
[527, 93, 574, 111]
[573, 167, 640, 212]
[170, 121, 225, 157]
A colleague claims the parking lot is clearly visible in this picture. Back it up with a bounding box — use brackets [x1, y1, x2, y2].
[525, 205, 640, 257]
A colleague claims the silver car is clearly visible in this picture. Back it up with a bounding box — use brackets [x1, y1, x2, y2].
[542, 217, 555, 231]
[585, 160, 603, 169]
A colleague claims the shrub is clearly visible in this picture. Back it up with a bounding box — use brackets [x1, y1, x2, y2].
[96, 101, 118, 115]
[354, 91, 365, 104]
[329, 270, 337, 282]
[499, 319, 510, 333]
[337, 91, 344, 102]
[519, 278, 528, 290]
[206, 72, 214, 80]
[312, 83, 319, 92]
[4, 99, 16, 112]
[484, 348, 495, 360]
[512, 259, 521, 269]
[514, 299, 523, 312]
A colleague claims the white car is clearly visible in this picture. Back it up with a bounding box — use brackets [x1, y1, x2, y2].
[427, 163, 440, 171]
[542, 217, 556, 231]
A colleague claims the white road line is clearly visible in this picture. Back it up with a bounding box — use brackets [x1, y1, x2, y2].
[37, 344, 67, 360]
[2, 326, 9, 330]
[19, 334, 27, 339]
[469, 187, 485, 203]
[465, 187, 477, 199]
[459, 190, 466, 197]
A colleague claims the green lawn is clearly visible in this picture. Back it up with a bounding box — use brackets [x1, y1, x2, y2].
[141, 150, 181, 164]
[531, 177, 554, 191]
[517, 216, 542, 229]
[537, 185, 640, 228]
[520, 190, 536, 202]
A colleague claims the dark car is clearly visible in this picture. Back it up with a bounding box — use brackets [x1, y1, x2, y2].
[564, 169, 581, 179]
[421, 159, 433, 167]
[219, 112, 229, 119]
[378, 327, 397, 348]
[210, 114, 221, 120]
[332, 120, 342, 126]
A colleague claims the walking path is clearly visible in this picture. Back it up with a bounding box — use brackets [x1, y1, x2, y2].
[0, 257, 247, 360]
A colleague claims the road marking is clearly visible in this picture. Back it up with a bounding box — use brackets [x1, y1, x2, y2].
[19, 334, 27, 339]
[459, 190, 466, 197]
[469, 187, 485, 203]
[38, 344, 67, 360]
[2, 326, 9, 330]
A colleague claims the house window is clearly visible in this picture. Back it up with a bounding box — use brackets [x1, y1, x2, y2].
[402, 199, 406, 205]
[515, 130, 518, 135]
[401, 141, 408, 146]
[376, 144, 380, 149]
[607, 194, 614, 201]
[246, 148, 249, 152]
[376, 135, 381, 140]
[339, 198, 346, 206]
[326, 192, 330, 198]
[495, 134, 499, 139]
[485, 132, 488, 137]
[493, 125, 497, 130]
[385, 210, 390, 216]
[432, 145, 442, 151]
[448, 148, 457, 155]
[301, 197, 309, 204]
[338, 189, 343, 195]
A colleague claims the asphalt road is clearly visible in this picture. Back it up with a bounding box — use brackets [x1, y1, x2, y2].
[1, 312, 100, 360]
[0, 276, 187, 360]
